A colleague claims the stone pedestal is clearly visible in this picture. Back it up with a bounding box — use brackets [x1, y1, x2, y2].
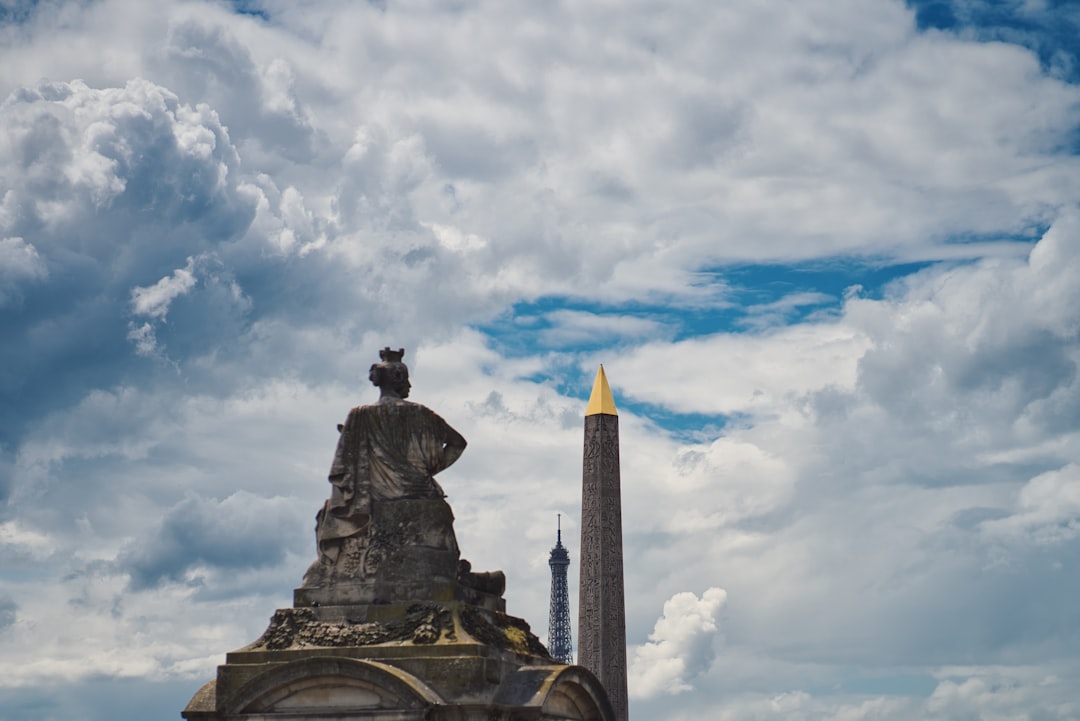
[182, 600, 615, 721]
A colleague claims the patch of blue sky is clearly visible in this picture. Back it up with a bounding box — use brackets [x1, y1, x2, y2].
[940, 224, 1052, 246]
[478, 258, 935, 357]
[477, 298, 681, 358]
[476, 253, 1023, 436]
[623, 401, 737, 440]
[527, 358, 735, 438]
[509, 348, 597, 399]
[907, 0, 1080, 84]
[697, 258, 937, 330]
[0, 0, 37, 24]
[478, 239, 1040, 434]
[476, 258, 932, 430]
[229, 0, 270, 21]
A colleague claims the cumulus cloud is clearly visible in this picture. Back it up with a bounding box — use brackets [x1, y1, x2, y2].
[0, 520, 55, 564]
[0, 78, 250, 232]
[126, 255, 204, 358]
[629, 588, 727, 699]
[825, 214, 1080, 483]
[926, 666, 1080, 721]
[156, 16, 318, 162]
[611, 323, 870, 417]
[0, 75, 257, 452]
[130, 256, 199, 320]
[613, 211, 1080, 465]
[981, 464, 1080, 544]
[652, 666, 1080, 721]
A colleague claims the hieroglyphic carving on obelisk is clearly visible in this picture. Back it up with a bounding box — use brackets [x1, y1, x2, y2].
[578, 365, 629, 721]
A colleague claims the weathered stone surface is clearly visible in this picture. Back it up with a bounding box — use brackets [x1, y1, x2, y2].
[242, 602, 549, 657]
[293, 349, 509, 614]
[301, 348, 469, 600]
[298, 498, 463, 605]
[184, 649, 615, 721]
[578, 369, 629, 721]
[185, 602, 612, 719]
[247, 604, 456, 651]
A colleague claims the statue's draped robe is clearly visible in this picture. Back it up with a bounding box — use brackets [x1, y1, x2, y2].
[315, 400, 457, 556]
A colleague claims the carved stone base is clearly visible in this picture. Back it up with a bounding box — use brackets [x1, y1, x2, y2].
[182, 602, 616, 721]
[295, 559, 460, 608]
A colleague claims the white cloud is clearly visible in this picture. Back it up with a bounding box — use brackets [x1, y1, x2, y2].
[741, 292, 835, 330]
[126, 321, 159, 358]
[651, 666, 1080, 721]
[0, 78, 248, 234]
[609, 323, 870, 417]
[0, 520, 55, 562]
[423, 221, 488, 254]
[130, 256, 199, 319]
[539, 309, 673, 347]
[981, 464, 1080, 544]
[926, 666, 1080, 721]
[629, 588, 727, 699]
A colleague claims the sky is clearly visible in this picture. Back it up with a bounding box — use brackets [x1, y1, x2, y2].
[1, 0, 1079, 719]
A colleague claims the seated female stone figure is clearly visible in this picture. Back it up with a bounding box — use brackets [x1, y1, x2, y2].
[301, 348, 467, 591]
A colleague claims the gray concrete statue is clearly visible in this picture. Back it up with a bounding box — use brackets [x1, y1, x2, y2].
[300, 347, 468, 596]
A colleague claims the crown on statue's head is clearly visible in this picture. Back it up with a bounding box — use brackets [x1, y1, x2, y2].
[379, 347, 406, 363]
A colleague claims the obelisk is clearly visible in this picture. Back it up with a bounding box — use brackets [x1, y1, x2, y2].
[578, 365, 629, 721]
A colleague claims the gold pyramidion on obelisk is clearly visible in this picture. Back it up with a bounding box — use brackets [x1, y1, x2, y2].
[585, 364, 619, 416]
[578, 364, 629, 721]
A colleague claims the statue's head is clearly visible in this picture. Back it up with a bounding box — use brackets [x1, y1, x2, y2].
[369, 347, 411, 399]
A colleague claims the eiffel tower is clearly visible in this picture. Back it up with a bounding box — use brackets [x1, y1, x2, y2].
[547, 514, 574, 663]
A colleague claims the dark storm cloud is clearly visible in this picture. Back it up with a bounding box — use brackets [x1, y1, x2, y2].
[0, 78, 257, 455]
[117, 491, 308, 590]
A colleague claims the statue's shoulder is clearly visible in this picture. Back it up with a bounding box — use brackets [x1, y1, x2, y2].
[349, 399, 430, 416]
[346, 400, 446, 427]
[342, 403, 383, 426]
[348, 399, 412, 411]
